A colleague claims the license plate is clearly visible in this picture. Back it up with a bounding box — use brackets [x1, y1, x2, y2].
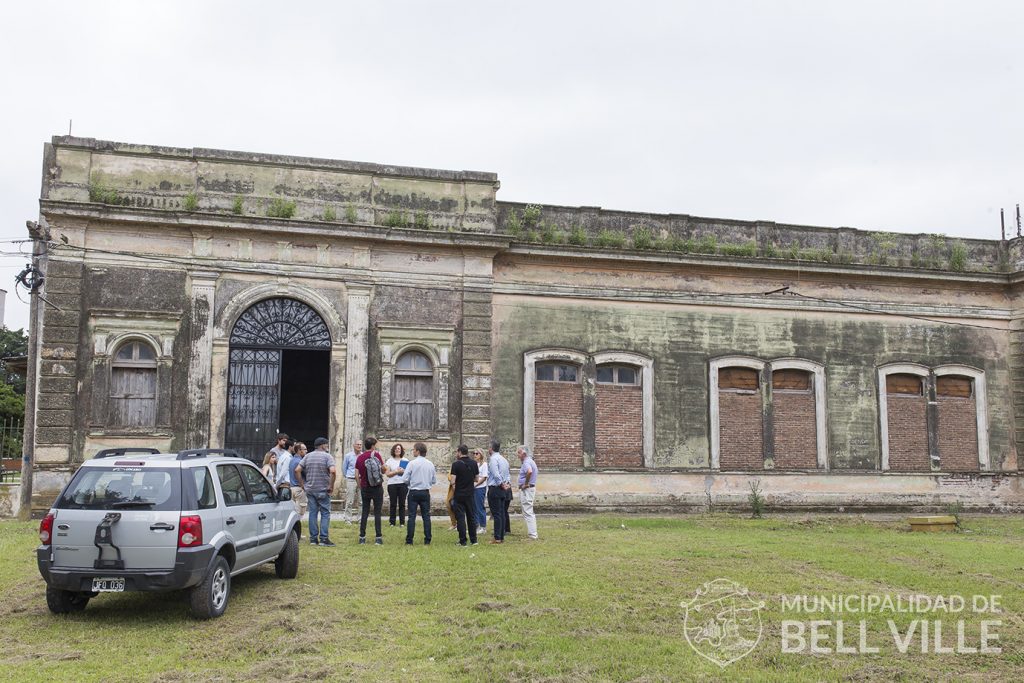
[91, 577, 125, 592]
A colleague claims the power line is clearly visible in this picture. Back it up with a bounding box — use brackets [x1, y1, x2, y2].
[42, 241, 1005, 330]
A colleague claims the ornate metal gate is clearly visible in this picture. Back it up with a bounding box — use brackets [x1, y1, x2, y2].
[225, 298, 331, 462]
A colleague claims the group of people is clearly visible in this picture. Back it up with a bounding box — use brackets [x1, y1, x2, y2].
[260, 434, 539, 548]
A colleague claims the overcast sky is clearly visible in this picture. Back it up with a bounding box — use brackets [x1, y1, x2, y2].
[1, 1, 1022, 330]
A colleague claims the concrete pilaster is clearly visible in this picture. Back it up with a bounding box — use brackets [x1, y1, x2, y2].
[344, 285, 372, 452]
[461, 275, 493, 449]
[186, 272, 218, 448]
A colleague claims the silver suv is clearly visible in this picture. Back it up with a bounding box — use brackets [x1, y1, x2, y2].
[36, 448, 301, 619]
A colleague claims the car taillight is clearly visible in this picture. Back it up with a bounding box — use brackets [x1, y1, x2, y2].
[39, 512, 55, 544]
[178, 515, 203, 547]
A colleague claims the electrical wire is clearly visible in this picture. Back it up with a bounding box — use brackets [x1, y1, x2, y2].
[42, 241, 1006, 330]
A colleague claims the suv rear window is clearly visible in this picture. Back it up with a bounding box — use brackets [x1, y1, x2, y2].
[56, 467, 181, 511]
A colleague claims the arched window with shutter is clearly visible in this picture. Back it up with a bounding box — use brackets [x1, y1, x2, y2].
[110, 340, 158, 428]
[393, 351, 435, 430]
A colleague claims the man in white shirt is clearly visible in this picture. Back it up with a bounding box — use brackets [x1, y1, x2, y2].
[404, 442, 437, 545]
[275, 439, 295, 491]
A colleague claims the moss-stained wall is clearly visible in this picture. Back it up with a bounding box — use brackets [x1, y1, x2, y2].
[492, 297, 1013, 470]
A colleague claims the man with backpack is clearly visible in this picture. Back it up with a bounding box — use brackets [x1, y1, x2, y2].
[355, 437, 386, 545]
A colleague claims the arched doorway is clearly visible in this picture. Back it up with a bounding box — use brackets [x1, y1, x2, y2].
[225, 297, 332, 462]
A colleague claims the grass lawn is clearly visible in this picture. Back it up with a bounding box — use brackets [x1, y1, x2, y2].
[2, 513, 1023, 682]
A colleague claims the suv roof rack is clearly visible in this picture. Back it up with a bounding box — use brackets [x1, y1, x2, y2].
[176, 448, 244, 461]
[94, 448, 162, 460]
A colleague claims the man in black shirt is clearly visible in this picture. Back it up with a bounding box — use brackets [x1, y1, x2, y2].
[448, 444, 480, 546]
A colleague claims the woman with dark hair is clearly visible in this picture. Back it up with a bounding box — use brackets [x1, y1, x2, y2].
[385, 443, 409, 526]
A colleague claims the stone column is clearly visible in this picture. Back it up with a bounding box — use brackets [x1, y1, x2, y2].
[186, 272, 218, 448]
[343, 285, 372, 452]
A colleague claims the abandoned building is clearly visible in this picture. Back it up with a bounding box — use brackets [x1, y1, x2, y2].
[19, 135, 1024, 512]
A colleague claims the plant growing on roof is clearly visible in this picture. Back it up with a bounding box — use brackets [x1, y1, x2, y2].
[183, 192, 198, 212]
[414, 211, 432, 230]
[345, 204, 358, 223]
[949, 240, 968, 272]
[232, 195, 244, 215]
[383, 210, 408, 228]
[568, 225, 588, 246]
[521, 204, 542, 227]
[266, 198, 297, 218]
[593, 229, 626, 248]
[631, 226, 654, 250]
[88, 184, 124, 205]
[322, 206, 337, 221]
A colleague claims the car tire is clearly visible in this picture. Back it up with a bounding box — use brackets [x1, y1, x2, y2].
[274, 530, 299, 579]
[46, 585, 90, 614]
[189, 555, 230, 619]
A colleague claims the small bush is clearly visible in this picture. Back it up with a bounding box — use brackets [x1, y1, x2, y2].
[232, 196, 244, 215]
[321, 206, 337, 221]
[798, 247, 835, 263]
[414, 211, 432, 230]
[383, 210, 408, 228]
[506, 210, 523, 235]
[719, 241, 757, 258]
[762, 243, 779, 258]
[540, 222, 565, 244]
[949, 241, 967, 272]
[183, 192, 199, 212]
[266, 198, 297, 218]
[88, 184, 124, 205]
[568, 225, 588, 246]
[345, 204, 358, 223]
[694, 235, 718, 254]
[593, 229, 627, 248]
[525, 229, 542, 243]
[632, 226, 654, 250]
[748, 479, 766, 519]
[522, 204, 542, 227]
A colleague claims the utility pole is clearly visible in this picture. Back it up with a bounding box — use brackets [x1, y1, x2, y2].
[1001, 208, 1006, 241]
[1017, 204, 1022, 239]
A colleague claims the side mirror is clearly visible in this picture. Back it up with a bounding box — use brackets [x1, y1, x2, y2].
[277, 487, 292, 502]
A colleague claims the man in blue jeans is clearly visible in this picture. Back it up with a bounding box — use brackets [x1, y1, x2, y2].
[295, 436, 337, 547]
[404, 442, 436, 545]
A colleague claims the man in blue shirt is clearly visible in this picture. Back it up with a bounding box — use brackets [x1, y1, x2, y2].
[404, 442, 437, 545]
[341, 440, 361, 523]
[486, 439, 511, 543]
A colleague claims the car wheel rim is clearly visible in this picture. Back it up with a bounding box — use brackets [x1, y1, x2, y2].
[211, 568, 227, 609]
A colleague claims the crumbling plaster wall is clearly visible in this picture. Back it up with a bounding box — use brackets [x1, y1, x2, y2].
[491, 259, 1014, 472]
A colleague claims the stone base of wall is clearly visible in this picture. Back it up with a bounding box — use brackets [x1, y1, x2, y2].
[527, 472, 1024, 513]
[23, 468, 1024, 515]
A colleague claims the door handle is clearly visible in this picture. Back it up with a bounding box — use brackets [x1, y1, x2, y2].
[258, 513, 267, 521]
[150, 522, 175, 531]
[226, 517, 236, 525]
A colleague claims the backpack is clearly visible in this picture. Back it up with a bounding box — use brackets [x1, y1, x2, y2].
[364, 454, 383, 487]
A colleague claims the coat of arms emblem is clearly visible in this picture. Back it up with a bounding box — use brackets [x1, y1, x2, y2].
[682, 578, 765, 667]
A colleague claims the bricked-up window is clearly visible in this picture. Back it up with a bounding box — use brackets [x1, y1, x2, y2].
[771, 368, 817, 469]
[936, 375, 973, 398]
[719, 366, 759, 392]
[536, 363, 579, 382]
[886, 374, 923, 395]
[110, 341, 157, 428]
[772, 368, 811, 392]
[393, 351, 434, 430]
[596, 365, 639, 385]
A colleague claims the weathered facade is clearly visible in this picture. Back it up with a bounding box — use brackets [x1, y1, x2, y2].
[23, 136, 1024, 512]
